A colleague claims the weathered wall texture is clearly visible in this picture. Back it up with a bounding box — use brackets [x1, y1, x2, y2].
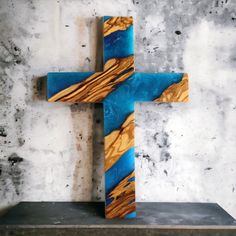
[0, 0, 236, 217]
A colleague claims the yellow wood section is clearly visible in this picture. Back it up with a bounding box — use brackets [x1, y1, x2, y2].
[104, 17, 133, 37]
[48, 56, 134, 103]
[104, 113, 134, 171]
[156, 73, 189, 102]
[106, 171, 136, 218]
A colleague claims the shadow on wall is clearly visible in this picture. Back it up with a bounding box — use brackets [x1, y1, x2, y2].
[91, 17, 104, 202]
[33, 75, 47, 101]
[0, 153, 28, 216]
[33, 17, 105, 203]
[70, 17, 104, 202]
[91, 103, 104, 201]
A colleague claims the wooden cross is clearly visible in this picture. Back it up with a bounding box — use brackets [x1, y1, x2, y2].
[47, 16, 188, 219]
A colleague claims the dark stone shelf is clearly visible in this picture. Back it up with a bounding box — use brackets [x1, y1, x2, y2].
[0, 202, 236, 236]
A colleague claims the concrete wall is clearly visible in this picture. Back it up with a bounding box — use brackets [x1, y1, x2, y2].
[0, 0, 236, 218]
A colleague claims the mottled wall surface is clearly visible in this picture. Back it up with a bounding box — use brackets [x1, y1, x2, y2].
[0, 0, 236, 217]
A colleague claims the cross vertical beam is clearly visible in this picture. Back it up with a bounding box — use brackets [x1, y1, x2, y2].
[102, 17, 136, 219]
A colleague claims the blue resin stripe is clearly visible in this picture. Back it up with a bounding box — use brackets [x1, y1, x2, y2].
[47, 72, 94, 99]
[103, 25, 134, 64]
[125, 211, 137, 219]
[105, 148, 135, 195]
[103, 16, 111, 22]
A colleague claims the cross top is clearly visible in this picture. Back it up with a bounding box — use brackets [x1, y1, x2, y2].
[47, 16, 188, 219]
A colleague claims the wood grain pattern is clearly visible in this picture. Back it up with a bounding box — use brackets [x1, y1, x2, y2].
[105, 113, 134, 171]
[48, 56, 134, 103]
[106, 171, 135, 219]
[155, 73, 189, 102]
[104, 17, 133, 37]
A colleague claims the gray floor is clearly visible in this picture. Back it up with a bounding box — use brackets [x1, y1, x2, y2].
[0, 202, 235, 226]
[1, 202, 236, 236]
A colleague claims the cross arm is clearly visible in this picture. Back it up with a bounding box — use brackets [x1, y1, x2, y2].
[47, 56, 134, 103]
[134, 72, 188, 103]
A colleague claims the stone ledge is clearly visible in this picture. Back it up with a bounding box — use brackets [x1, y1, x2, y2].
[0, 202, 235, 236]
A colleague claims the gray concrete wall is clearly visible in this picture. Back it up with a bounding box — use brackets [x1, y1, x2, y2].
[0, 0, 236, 218]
